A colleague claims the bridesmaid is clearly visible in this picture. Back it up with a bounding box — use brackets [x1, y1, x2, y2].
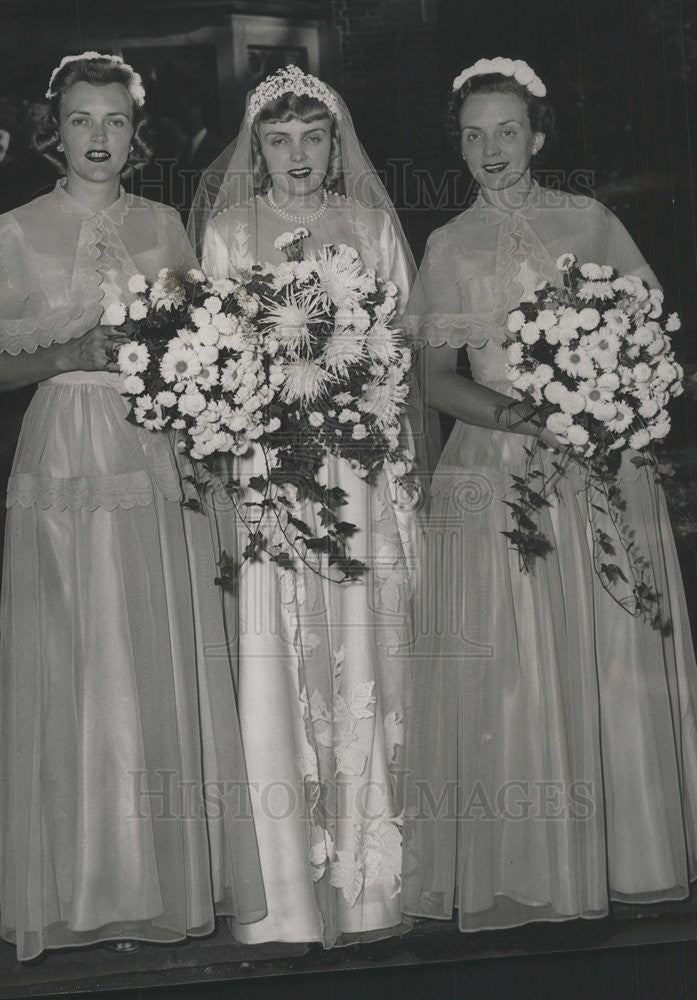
[403, 57, 697, 932]
[0, 52, 264, 961]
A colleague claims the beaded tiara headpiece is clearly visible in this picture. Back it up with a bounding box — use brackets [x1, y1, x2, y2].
[45, 51, 146, 106]
[246, 65, 340, 123]
[452, 57, 546, 98]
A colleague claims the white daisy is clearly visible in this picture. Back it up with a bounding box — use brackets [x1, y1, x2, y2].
[555, 344, 596, 380]
[606, 401, 634, 433]
[118, 341, 149, 375]
[160, 343, 202, 384]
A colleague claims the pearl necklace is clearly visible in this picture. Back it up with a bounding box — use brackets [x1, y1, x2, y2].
[267, 187, 328, 223]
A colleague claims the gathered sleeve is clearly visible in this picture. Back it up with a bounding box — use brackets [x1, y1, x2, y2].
[405, 224, 497, 348]
[0, 215, 101, 357]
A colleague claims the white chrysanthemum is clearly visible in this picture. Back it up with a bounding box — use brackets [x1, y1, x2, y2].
[655, 358, 678, 384]
[352, 423, 368, 440]
[546, 410, 574, 435]
[507, 310, 526, 333]
[520, 322, 540, 345]
[321, 328, 366, 375]
[629, 428, 651, 449]
[555, 344, 596, 380]
[192, 306, 213, 330]
[666, 312, 681, 332]
[178, 390, 207, 417]
[531, 363, 554, 387]
[103, 301, 127, 327]
[556, 253, 576, 271]
[357, 370, 408, 430]
[155, 390, 177, 408]
[280, 360, 333, 404]
[365, 325, 401, 365]
[536, 309, 557, 331]
[204, 295, 222, 315]
[127, 274, 148, 295]
[311, 244, 368, 309]
[543, 380, 567, 405]
[308, 411, 324, 428]
[506, 341, 525, 366]
[193, 344, 219, 367]
[632, 324, 656, 347]
[633, 362, 652, 383]
[580, 263, 603, 280]
[566, 423, 589, 447]
[192, 324, 219, 348]
[211, 312, 239, 336]
[638, 397, 660, 419]
[264, 298, 322, 356]
[612, 276, 636, 295]
[123, 374, 145, 395]
[578, 307, 601, 331]
[649, 415, 671, 440]
[118, 341, 149, 375]
[171, 418, 186, 430]
[604, 308, 630, 334]
[129, 299, 148, 321]
[578, 280, 615, 301]
[558, 389, 585, 415]
[607, 401, 634, 433]
[187, 268, 206, 283]
[160, 343, 202, 384]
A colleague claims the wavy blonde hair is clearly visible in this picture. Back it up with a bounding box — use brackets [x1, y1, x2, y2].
[251, 92, 342, 194]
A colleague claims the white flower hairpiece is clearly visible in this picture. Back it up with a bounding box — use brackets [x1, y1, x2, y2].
[45, 51, 146, 107]
[452, 57, 546, 98]
[247, 65, 339, 123]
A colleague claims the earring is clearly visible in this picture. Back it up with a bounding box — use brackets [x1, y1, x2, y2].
[57, 143, 63, 151]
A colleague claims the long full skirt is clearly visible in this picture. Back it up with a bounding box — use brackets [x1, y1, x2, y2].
[402, 418, 697, 931]
[0, 375, 265, 961]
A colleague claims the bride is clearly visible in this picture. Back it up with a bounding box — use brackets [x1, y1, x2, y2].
[189, 65, 422, 945]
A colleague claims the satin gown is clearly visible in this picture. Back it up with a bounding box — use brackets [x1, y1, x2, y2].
[202, 193, 418, 945]
[0, 180, 265, 961]
[402, 184, 697, 931]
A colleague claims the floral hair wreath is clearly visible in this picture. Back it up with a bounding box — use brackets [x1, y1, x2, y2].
[246, 64, 340, 123]
[45, 51, 146, 107]
[452, 57, 546, 98]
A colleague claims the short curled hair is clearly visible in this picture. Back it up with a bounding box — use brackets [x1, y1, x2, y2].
[251, 92, 342, 195]
[34, 56, 152, 173]
[445, 72, 556, 163]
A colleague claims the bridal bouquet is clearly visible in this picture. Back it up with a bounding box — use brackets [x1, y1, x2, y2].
[500, 253, 683, 624]
[225, 227, 413, 579]
[111, 233, 413, 584]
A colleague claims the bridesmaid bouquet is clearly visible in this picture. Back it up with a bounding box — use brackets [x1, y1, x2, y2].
[499, 253, 684, 625]
[110, 235, 413, 584]
[106, 268, 275, 459]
